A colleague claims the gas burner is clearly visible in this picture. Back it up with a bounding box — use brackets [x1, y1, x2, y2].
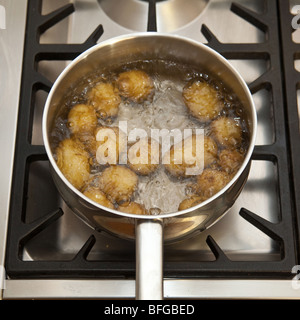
[98, 0, 208, 32]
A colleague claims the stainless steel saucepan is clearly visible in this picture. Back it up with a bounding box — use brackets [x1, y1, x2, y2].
[42, 33, 257, 300]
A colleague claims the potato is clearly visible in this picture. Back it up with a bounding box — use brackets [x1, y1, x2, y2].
[118, 201, 148, 215]
[83, 186, 115, 209]
[99, 165, 138, 204]
[183, 80, 223, 122]
[218, 148, 244, 174]
[164, 135, 218, 178]
[117, 70, 154, 103]
[67, 104, 97, 135]
[88, 82, 121, 119]
[56, 138, 90, 190]
[196, 168, 231, 198]
[128, 138, 160, 175]
[210, 116, 242, 148]
[178, 195, 207, 211]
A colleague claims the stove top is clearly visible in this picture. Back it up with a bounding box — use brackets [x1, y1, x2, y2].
[1, 0, 300, 299]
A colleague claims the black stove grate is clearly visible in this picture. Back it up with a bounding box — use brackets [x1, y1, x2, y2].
[5, 0, 299, 279]
[278, 0, 300, 259]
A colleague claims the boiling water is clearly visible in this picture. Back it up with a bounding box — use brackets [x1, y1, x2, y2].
[51, 59, 249, 214]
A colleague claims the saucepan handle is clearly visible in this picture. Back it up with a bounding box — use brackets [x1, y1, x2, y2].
[135, 219, 164, 300]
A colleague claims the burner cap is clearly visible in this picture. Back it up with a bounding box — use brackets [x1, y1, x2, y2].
[98, 0, 208, 32]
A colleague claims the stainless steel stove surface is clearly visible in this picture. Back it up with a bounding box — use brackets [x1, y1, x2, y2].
[1, 0, 300, 299]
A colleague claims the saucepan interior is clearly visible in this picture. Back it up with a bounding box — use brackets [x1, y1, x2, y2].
[43, 33, 256, 241]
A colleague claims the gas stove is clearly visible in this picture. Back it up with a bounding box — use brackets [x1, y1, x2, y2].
[0, 0, 300, 299]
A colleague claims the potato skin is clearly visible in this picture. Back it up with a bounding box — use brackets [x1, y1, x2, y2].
[56, 138, 90, 190]
[164, 135, 218, 178]
[196, 168, 231, 198]
[178, 195, 207, 211]
[83, 186, 115, 209]
[72, 132, 97, 158]
[118, 201, 148, 215]
[99, 165, 138, 204]
[67, 104, 98, 135]
[128, 138, 160, 175]
[88, 82, 121, 119]
[117, 70, 154, 103]
[218, 148, 244, 174]
[210, 116, 242, 148]
[183, 80, 223, 122]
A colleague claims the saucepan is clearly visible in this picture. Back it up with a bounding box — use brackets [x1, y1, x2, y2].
[42, 33, 257, 300]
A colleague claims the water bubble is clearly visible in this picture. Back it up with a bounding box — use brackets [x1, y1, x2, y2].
[201, 73, 209, 81]
[226, 94, 234, 101]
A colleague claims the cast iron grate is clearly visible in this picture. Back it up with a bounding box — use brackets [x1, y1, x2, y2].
[5, 0, 298, 279]
[278, 0, 300, 258]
